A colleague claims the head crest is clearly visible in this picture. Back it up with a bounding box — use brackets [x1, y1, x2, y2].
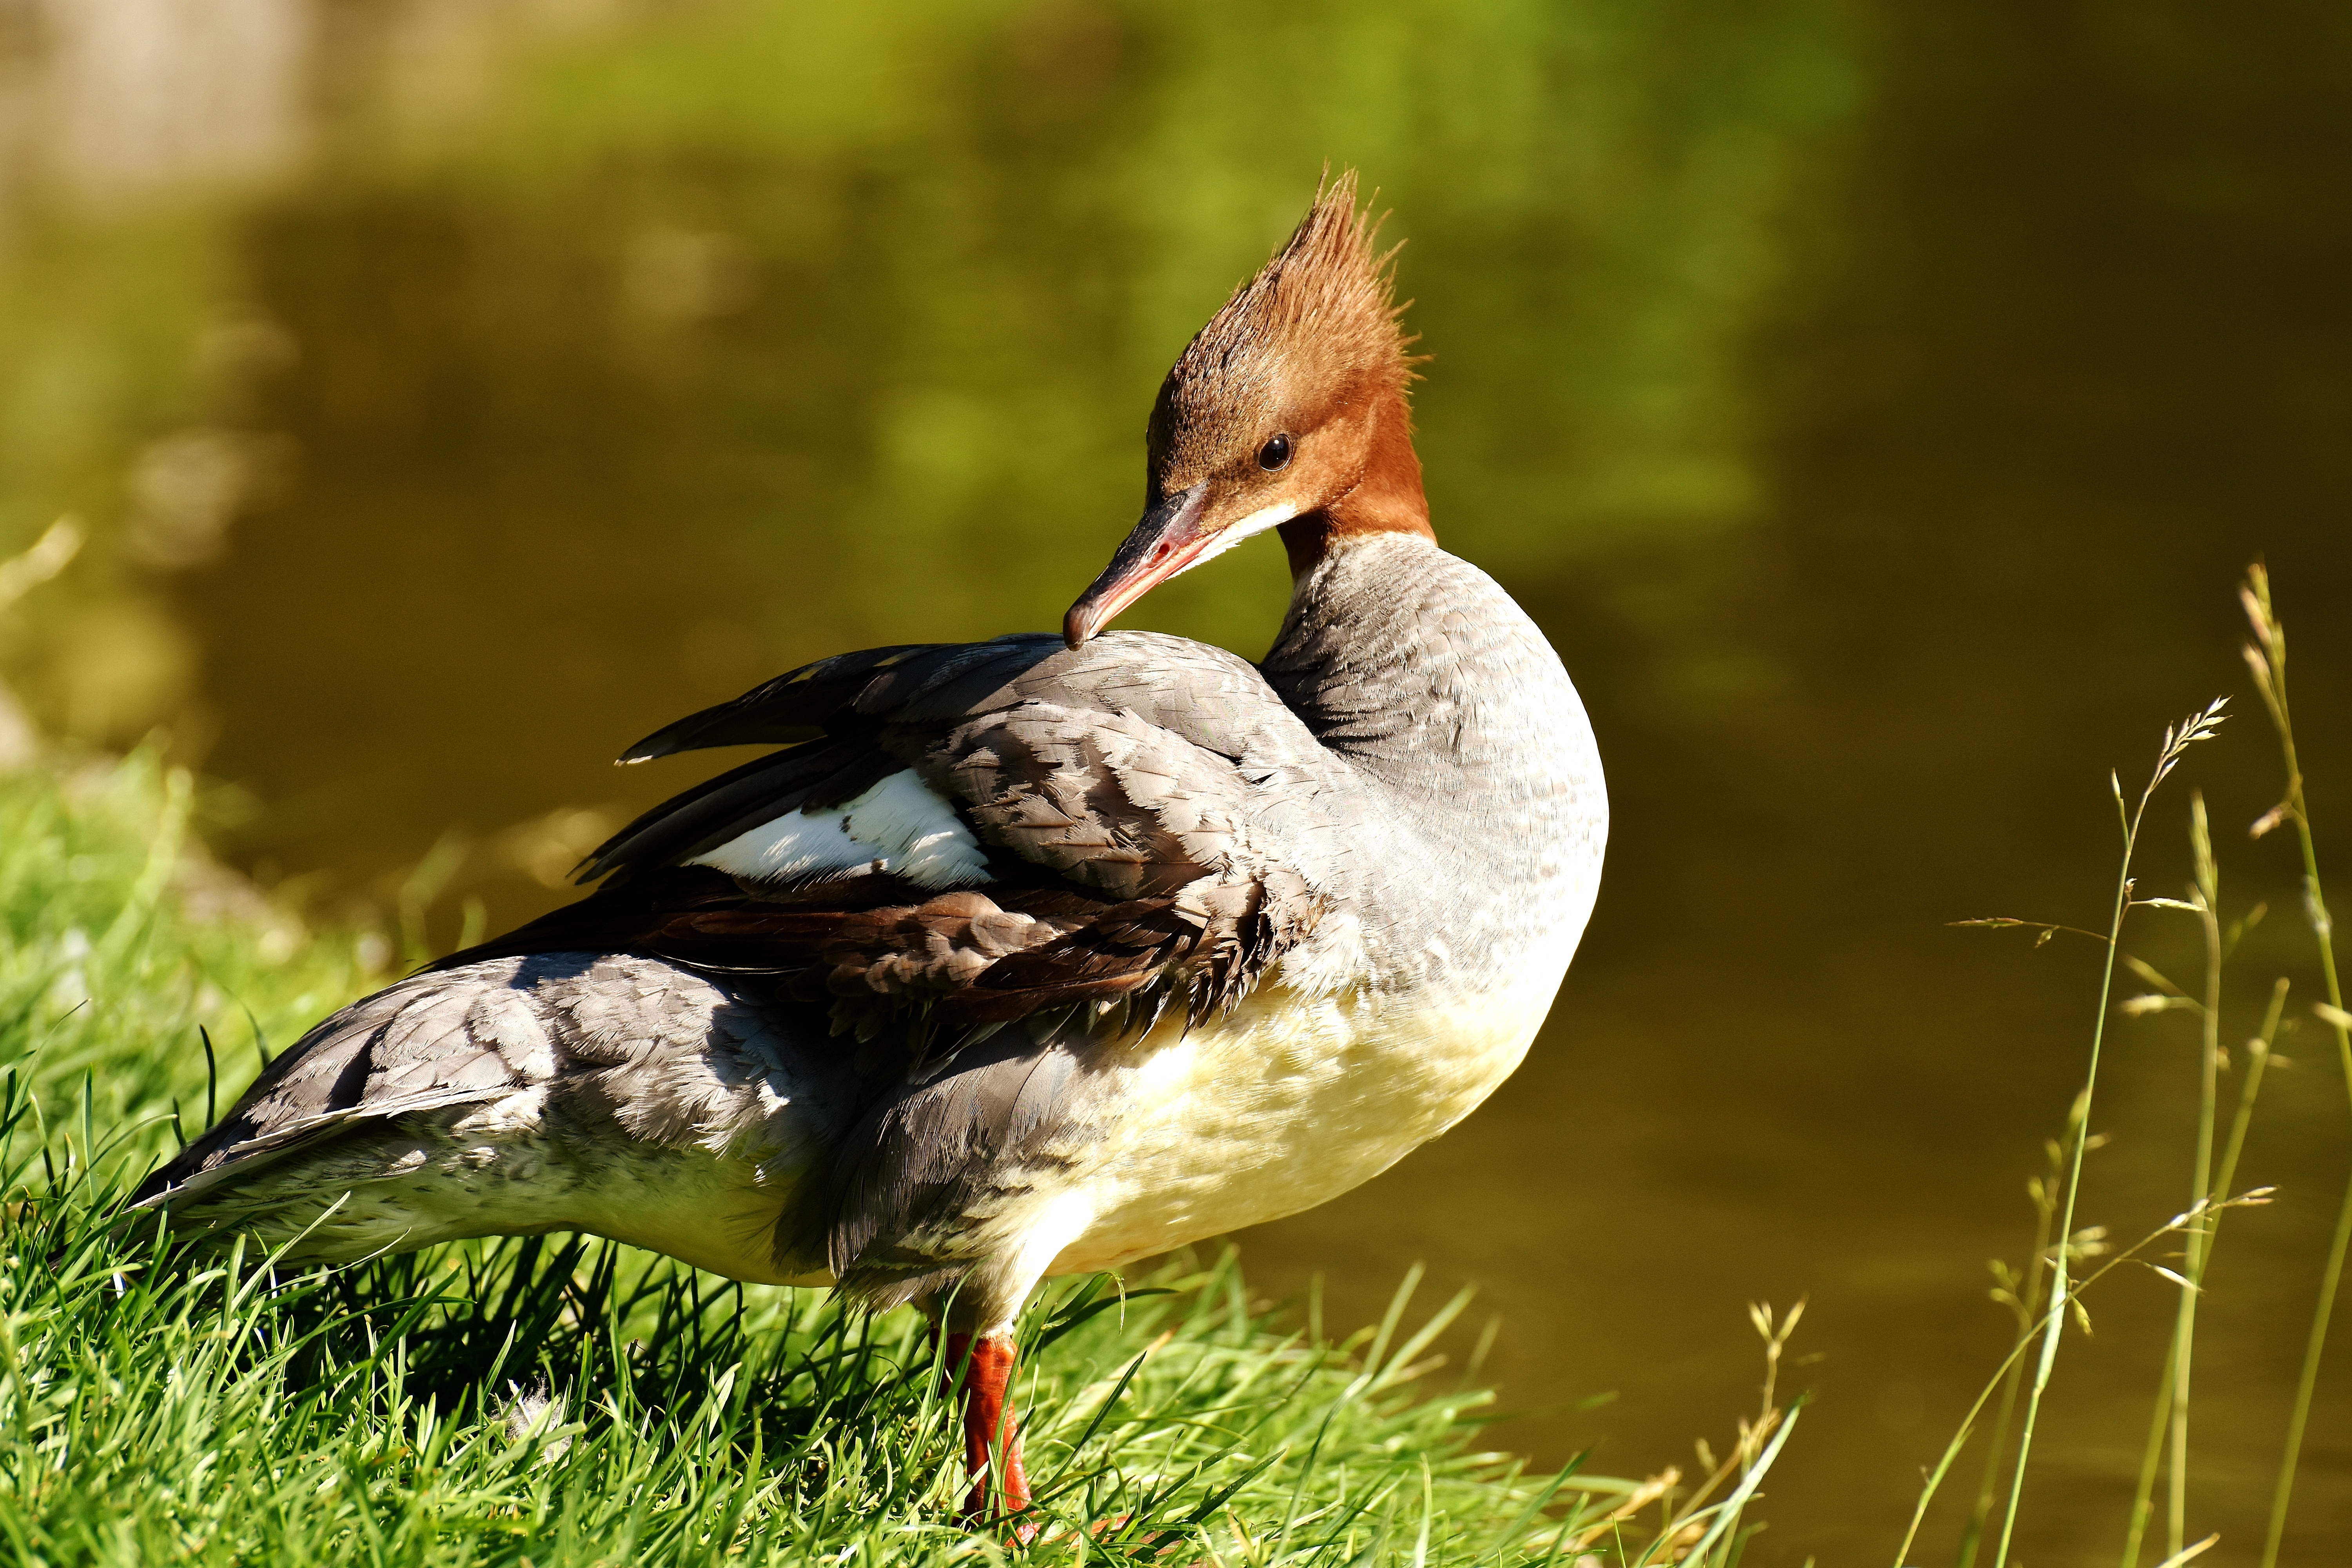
[1149, 172, 1419, 483]
[1194, 171, 1409, 375]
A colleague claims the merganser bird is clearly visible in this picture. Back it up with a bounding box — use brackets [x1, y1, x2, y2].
[134, 173, 1607, 1521]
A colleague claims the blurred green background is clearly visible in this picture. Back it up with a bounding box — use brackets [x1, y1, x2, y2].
[3, 0, 2348, 1558]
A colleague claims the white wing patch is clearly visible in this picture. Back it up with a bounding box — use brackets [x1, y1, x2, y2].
[689, 769, 989, 890]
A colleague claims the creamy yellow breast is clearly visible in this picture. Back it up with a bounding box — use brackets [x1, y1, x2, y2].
[1044, 945, 1573, 1277]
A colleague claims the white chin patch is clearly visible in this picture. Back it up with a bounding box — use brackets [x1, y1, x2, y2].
[689, 769, 989, 890]
[1177, 499, 1299, 578]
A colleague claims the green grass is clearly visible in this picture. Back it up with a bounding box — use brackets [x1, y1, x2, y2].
[0, 747, 1796, 1566]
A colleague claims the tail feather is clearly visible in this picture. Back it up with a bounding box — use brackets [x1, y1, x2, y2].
[131, 954, 846, 1279]
[132, 959, 545, 1210]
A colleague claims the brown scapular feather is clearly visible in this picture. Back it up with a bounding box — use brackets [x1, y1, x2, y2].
[434, 864, 1295, 1056]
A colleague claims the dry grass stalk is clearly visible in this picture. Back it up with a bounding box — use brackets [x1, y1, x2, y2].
[1982, 698, 2225, 1568]
[2240, 565, 2352, 1568]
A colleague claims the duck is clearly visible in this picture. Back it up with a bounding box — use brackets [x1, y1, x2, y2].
[132, 172, 1608, 1523]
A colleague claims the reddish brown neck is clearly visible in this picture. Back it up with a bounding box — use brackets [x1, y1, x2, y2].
[1278, 386, 1432, 576]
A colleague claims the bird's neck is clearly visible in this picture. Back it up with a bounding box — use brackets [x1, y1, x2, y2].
[1260, 533, 1587, 805]
[1260, 531, 1607, 993]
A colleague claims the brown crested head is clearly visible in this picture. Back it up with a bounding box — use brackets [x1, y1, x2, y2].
[1064, 171, 1432, 648]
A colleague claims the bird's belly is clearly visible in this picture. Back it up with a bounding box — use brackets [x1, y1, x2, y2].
[564, 1145, 829, 1287]
[1048, 960, 1567, 1276]
[181, 1095, 826, 1286]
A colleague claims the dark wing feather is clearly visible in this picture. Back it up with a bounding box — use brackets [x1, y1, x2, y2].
[615, 638, 1066, 762]
[580, 638, 1068, 884]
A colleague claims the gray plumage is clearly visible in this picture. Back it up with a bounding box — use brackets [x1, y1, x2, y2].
[151, 954, 854, 1272]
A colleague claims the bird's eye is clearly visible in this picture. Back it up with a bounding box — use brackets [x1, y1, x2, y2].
[1257, 434, 1292, 471]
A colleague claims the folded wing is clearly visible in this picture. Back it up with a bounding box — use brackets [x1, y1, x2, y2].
[445, 632, 1344, 1058]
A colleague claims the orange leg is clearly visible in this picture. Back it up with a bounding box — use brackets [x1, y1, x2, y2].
[940, 1330, 1032, 1523]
